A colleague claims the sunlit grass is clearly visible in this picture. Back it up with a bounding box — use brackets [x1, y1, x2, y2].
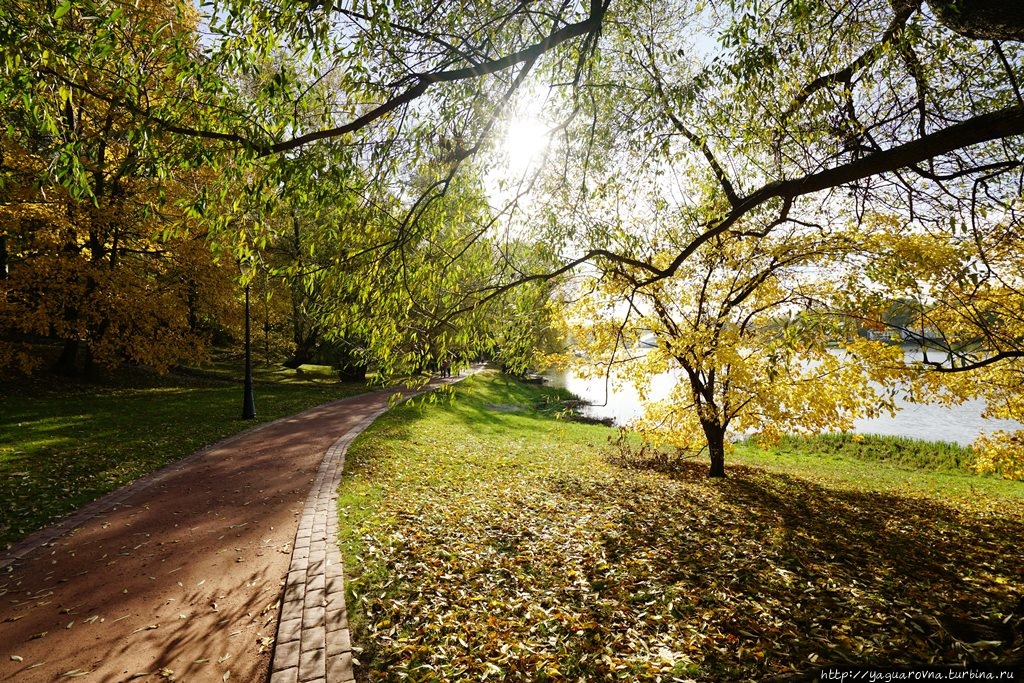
[732, 436, 1023, 505]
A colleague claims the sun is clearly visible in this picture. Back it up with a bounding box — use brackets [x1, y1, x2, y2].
[503, 115, 551, 173]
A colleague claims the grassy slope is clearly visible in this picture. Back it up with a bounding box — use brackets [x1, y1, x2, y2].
[340, 371, 1024, 682]
[0, 363, 368, 549]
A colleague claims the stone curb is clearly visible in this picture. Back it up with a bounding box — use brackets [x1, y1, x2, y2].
[267, 409, 383, 683]
[269, 370, 476, 683]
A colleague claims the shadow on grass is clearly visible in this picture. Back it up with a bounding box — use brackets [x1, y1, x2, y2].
[342, 373, 1024, 681]
[590, 461, 1024, 678]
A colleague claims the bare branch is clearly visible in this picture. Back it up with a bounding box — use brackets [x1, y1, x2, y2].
[640, 42, 739, 206]
[919, 350, 1024, 373]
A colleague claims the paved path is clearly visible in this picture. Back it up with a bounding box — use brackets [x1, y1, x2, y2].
[0, 380, 450, 682]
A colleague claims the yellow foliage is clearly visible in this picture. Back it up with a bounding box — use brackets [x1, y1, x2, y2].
[0, 0, 237, 374]
[971, 431, 1024, 480]
[558, 225, 915, 468]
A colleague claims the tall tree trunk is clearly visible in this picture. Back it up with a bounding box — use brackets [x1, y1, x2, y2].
[186, 279, 199, 333]
[701, 420, 727, 478]
[285, 210, 311, 369]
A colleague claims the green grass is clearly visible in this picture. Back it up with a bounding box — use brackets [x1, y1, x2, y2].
[768, 432, 973, 471]
[339, 371, 1024, 682]
[732, 434, 1024, 504]
[0, 361, 370, 549]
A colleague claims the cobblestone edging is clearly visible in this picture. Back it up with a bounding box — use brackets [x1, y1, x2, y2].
[267, 408, 384, 683]
[268, 370, 476, 683]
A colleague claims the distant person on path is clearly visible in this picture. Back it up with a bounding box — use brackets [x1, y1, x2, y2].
[440, 358, 452, 378]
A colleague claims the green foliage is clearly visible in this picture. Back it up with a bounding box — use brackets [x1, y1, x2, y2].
[340, 372, 1024, 681]
[766, 433, 974, 473]
[0, 363, 367, 548]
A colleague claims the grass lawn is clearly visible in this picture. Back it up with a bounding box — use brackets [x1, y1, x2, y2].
[0, 362, 369, 549]
[340, 371, 1024, 681]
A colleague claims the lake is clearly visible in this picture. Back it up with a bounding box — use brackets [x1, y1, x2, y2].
[545, 366, 1023, 446]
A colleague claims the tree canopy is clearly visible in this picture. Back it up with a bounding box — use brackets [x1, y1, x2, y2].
[527, 0, 1024, 475]
[3, 0, 1024, 473]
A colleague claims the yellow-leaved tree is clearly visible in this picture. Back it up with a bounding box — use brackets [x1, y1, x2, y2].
[559, 222, 910, 478]
[0, 0, 237, 374]
[838, 214, 1024, 480]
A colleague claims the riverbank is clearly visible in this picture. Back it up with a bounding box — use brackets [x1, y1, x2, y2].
[338, 370, 1024, 681]
[545, 367, 1024, 446]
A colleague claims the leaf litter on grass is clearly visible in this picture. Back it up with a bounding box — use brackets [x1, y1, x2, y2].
[341, 377, 1024, 682]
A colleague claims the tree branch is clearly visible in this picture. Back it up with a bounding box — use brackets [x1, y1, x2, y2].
[781, 1, 920, 122]
[258, 0, 609, 156]
[641, 42, 739, 206]
[652, 105, 1024, 286]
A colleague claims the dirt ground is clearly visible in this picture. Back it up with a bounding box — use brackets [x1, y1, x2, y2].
[0, 390, 399, 682]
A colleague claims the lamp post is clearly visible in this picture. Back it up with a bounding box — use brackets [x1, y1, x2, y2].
[241, 270, 256, 420]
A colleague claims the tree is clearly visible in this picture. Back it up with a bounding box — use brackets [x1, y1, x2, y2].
[240, 153, 380, 372]
[0, 134, 237, 374]
[0, 0, 235, 374]
[834, 214, 1024, 478]
[557, 194, 910, 476]
[498, 0, 1024, 477]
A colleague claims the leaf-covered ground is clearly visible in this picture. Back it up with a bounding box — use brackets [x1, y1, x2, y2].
[339, 373, 1024, 682]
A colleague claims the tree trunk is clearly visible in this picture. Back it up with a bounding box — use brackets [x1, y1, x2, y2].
[54, 339, 80, 376]
[927, 0, 1024, 41]
[334, 345, 367, 382]
[701, 420, 727, 478]
[284, 332, 317, 369]
[186, 279, 199, 333]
